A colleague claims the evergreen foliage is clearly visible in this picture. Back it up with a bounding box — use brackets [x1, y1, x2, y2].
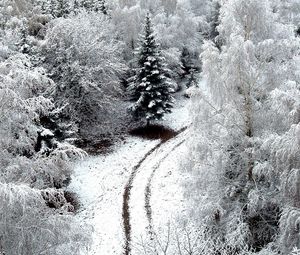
[129, 13, 173, 125]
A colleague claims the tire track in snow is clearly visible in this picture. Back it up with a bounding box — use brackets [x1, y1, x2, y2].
[144, 138, 186, 239]
[122, 141, 164, 255]
[122, 126, 188, 255]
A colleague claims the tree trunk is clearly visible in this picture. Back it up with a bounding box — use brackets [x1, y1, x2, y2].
[244, 87, 254, 182]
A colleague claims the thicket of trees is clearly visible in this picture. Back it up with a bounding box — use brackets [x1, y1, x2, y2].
[0, 27, 91, 255]
[0, 0, 211, 253]
[185, 0, 300, 254]
[42, 11, 126, 137]
[1, 0, 299, 254]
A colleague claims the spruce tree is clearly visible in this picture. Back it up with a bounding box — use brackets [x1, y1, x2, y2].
[129, 13, 173, 125]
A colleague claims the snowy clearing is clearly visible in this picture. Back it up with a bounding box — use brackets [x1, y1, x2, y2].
[69, 96, 191, 254]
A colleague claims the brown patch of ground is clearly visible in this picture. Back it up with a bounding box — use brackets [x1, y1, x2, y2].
[75, 138, 115, 155]
[129, 124, 178, 141]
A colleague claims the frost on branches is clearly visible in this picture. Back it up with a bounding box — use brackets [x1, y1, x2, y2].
[42, 11, 126, 137]
[0, 183, 91, 255]
[128, 13, 174, 125]
[185, 0, 300, 254]
[0, 36, 91, 255]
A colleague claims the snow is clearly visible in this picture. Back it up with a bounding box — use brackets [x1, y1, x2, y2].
[40, 128, 54, 137]
[69, 94, 192, 254]
[69, 138, 160, 254]
[162, 94, 191, 130]
[157, 108, 164, 114]
[139, 82, 146, 87]
[147, 137, 192, 253]
[148, 100, 156, 108]
[129, 128, 190, 254]
[147, 56, 156, 62]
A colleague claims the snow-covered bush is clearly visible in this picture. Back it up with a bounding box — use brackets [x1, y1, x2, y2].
[0, 47, 91, 254]
[0, 53, 88, 186]
[0, 183, 91, 255]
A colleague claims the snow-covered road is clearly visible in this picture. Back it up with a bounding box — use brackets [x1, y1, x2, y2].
[68, 95, 191, 255]
[126, 126, 189, 254]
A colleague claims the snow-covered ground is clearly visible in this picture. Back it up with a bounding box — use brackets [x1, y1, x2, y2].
[69, 138, 160, 254]
[69, 93, 192, 254]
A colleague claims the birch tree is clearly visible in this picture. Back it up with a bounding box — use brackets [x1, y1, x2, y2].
[185, 0, 300, 253]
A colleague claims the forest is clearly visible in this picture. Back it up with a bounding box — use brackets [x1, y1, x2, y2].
[0, 0, 300, 254]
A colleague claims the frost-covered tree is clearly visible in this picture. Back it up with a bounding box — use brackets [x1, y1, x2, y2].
[277, 0, 300, 35]
[37, 0, 71, 17]
[188, 0, 211, 16]
[110, 0, 208, 78]
[42, 12, 126, 137]
[153, 2, 205, 78]
[185, 0, 300, 253]
[0, 53, 87, 185]
[208, 0, 221, 47]
[129, 13, 173, 125]
[0, 183, 91, 255]
[0, 51, 91, 254]
[110, 4, 143, 60]
[17, 21, 30, 54]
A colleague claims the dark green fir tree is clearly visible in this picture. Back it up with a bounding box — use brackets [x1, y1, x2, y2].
[129, 13, 174, 126]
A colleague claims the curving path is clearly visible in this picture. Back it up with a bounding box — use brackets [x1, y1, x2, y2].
[144, 138, 186, 239]
[122, 141, 164, 255]
[122, 126, 189, 255]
